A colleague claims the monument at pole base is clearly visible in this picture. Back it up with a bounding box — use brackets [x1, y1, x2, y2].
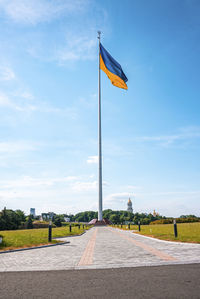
[88, 218, 111, 226]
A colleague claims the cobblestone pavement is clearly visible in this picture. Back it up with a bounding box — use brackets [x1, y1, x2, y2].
[0, 227, 200, 272]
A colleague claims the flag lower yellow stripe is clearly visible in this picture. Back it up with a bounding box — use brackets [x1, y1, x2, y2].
[100, 55, 128, 90]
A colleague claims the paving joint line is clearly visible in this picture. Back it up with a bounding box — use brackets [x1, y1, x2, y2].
[78, 228, 98, 266]
[108, 228, 177, 261]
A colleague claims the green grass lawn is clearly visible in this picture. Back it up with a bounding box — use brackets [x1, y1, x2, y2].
[112, 223, 200, 243]
[0, 225, 90, 250]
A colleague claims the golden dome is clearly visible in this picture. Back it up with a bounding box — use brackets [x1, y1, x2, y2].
[128, 198, 132, 204]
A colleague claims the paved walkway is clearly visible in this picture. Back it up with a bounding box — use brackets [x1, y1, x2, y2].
[0, 227, 200, 272]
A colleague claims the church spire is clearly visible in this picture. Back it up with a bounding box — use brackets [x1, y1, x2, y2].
[127, 198, 133, 213]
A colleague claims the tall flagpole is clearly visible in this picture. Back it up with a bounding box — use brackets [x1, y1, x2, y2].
[98, 31, 103, 221]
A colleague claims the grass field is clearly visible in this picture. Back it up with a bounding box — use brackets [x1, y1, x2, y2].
[0, 225, 90, 251]
[112, 223, 200, 243]
[111, 224, 138, 231]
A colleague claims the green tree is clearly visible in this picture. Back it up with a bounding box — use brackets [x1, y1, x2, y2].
[0, 208, 21, 230]
[54, 216, 62, 227]
[110, 214, 120, 224]
[26, 216, 33, 229]
[15, 210, 26, 223]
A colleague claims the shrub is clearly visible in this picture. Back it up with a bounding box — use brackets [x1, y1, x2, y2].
[176, 217, 200, 223]
[150, 219, 173, 225]
[32, 221, 56, 229]
[150, 218, 200, 225]
[61, 222, 70, 227]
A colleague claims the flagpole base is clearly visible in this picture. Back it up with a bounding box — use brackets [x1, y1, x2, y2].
[88, 218, 111, 226]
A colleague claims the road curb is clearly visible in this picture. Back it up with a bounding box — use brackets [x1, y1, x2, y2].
[110, 227, 200, 246]
[0, 229, 91, 255]
[131, 232, 200, 246]
[0, 241, 70, 255]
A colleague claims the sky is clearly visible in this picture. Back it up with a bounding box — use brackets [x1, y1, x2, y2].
[0, 0, 200, 217]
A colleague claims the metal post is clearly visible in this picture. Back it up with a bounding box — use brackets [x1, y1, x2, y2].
[128, 223, 130, 230]
[69, 224, 72, 233]
[173, 219, 178, 237]
[48, 220, 52, 242]
[98, 30, 103, 221]
[138, 221, 141, 232]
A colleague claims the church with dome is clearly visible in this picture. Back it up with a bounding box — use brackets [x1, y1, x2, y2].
[127, 198, 133, 213]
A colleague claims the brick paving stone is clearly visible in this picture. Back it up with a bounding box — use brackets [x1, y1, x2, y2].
[0, 226, 200, 272]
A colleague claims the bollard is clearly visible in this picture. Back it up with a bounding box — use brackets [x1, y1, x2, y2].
[138, 221, 141, 232]
[128, 223, 130, 230]
[69, 224, 72, 233]
[121, 223, 123, 228]
[83, 224, 84, 229]
[48, 220, 52, 242]
[173, 219, 178, 237]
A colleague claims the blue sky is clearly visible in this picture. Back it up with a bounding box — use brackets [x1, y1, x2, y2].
[0, 0, 200, 217]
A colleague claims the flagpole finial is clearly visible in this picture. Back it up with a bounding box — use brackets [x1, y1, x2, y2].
[97, 31, 101, 39]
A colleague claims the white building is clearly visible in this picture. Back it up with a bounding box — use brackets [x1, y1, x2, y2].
[127, 198, 133, 213]
[30, 208, 36, 217]
[64, 217, 71, 222]
[41, 212, 56, 220]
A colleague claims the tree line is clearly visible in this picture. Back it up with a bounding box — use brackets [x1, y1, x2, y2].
[0, 208, 32, 230]
[0, 207, 199, 231]
[56, 210, 200, 225]
[69, 209, 163, 224]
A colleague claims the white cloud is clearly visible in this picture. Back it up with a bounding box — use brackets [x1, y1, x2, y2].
[0, 176, 78, 189]
[0, 91, 77, 118]
[137, 126, 200, 147]
[104, 192, 133, 203]
[0, 92, 36, 111]
[12, 90, 34, 100]
[103, 192, 133, 211]
[0, 0, 89, 25]
[71, 180, 98, 192]
[126, 185, 141, 190]
[0, 141, 37, 154]
[56, 35, 96, 63]
[0, 67, 15, 81]
[0, 175, 98, 214]
[0, 93, 12, 107]
[69, 177, 108, 192]
[87, 155, 98, 164]
[0, 1, 108, 65]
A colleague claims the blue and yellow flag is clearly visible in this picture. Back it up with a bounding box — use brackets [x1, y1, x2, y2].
[100, 43, 128, 90]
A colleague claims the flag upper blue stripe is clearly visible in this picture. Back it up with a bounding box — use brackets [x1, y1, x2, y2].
[100, 43, 128, 83]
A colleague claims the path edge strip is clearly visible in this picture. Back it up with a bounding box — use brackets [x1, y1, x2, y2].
[0, 241, 70, 255]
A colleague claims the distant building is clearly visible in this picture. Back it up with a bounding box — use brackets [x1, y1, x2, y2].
[153, 210, 159, 217]
[127, 198, 133, 213]
[64, 217, 71, 222]
[41, 212, 56, 221]
[30, 208, 36, 217]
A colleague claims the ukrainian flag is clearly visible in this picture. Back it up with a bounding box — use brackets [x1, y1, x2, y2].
[100, 43, 128, 90]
